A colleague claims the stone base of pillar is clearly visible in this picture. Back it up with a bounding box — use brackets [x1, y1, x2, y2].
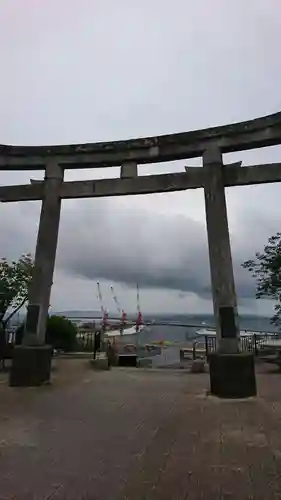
[9, 345, 52, 387]
[90, 356, 110, 370]
[209, 352, 257, 398]
[118, 354, 137, 367]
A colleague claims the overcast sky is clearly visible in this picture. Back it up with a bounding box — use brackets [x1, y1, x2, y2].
[0, 0, 281, 316]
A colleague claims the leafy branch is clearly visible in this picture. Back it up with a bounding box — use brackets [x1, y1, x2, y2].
[242, 232, 281, 326]
[0, 253, 34, 329]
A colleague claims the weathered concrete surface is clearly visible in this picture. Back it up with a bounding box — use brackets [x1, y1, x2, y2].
[9, 345, 53, 387]
[203, 146, 239, 353]
[1, 110, 281, 169]
[24, 161, 63, 344]
[226, 162, 281, 186]
[90, 355, 110, 370]
[1, 360, 281, 499]
[120, 160, 138, 179]
[2, 162, 281, 202]
[0, 170, 204, 201]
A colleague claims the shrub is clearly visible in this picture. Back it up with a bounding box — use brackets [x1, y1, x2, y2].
[46, 315, 77, 351]
[15, 315, 78, 352]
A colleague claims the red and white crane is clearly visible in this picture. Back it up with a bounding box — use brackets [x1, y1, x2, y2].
[136, 283, 143, 332]
[97, 281, 108, 331]
[110, 285, 127, 330]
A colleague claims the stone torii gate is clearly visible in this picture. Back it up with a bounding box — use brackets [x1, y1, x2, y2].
[1, 111, 281, 396]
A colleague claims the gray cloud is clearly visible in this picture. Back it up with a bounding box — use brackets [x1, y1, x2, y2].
[54, 198, 273, 302]
[0, 181, 278, 314]
[58, 205, 211, 295]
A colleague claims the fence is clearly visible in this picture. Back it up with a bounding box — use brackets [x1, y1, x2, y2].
[203, 333, 275, 359]
[1, 324, 279, 365]
[75, 331, 95, 352]
[54, 328, 281, 357]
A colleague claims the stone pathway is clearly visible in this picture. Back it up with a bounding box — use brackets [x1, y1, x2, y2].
[1, 360, 281, 499]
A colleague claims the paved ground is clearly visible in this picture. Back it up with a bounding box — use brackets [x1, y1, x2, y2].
[1, 360, 281, 499]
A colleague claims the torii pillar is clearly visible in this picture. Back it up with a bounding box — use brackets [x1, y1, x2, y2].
[203, 146, 256, 397]
[10, 161, 64, 386]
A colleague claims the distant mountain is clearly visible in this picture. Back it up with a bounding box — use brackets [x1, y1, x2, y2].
[54, 310, 102, 318]
[53, 310, 272, 322]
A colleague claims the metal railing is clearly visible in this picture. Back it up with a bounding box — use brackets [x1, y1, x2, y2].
[1, 322, 279, 366]
[202, 333, 274, 359]
[177, 333, 278, 364]
[75, 325, 278, 355]
[75, 331, 95, 352]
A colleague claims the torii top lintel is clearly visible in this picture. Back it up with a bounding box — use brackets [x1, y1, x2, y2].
[0, 111, 281, 170]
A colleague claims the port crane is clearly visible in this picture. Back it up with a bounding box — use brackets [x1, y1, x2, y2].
[110, 285, 127, 333]
[136, 283, 143, 332]
[96, 282, 108, 331]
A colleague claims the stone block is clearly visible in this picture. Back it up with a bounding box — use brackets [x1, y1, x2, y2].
[190, 359, 205, 373]
[90, 355, 110, 370]
[137, 358, 153, 368]
[118, 354, 137, 367]
[209, 352, 256, 398]
[9, 345, 52, 387]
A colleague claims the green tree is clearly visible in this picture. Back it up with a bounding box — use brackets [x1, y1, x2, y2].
[45, 315, 77, 351]
[242, 232, 281, 327]
[16, 315, 78, 351]
[0, 253, 33, 331]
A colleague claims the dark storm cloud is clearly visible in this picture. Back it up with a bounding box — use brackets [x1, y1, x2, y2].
[0, 187, 278, 306]
[57, 203, 210, 294]
[54, 198, 263, 300]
